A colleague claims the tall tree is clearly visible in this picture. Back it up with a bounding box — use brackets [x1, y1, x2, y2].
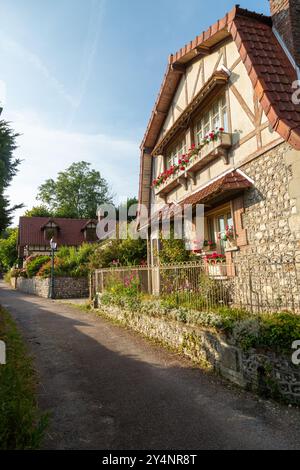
[37, 161, 113, 219]
[0, 121, 23, 232]
[117, 197, 138, 223]
[24, 205, 53, 218]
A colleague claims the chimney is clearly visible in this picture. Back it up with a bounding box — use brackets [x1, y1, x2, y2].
[269, 0, 300, 68]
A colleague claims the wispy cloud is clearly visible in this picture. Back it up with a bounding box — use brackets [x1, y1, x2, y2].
[0, 32, 78, 107]
[67, 0, 106, 126]
[7, 109, 139, 225]
[0, 0, 106, 126]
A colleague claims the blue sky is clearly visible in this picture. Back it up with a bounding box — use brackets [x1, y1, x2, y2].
[0, 0, 269, 224]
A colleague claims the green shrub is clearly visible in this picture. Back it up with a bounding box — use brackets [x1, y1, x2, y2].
[102, 273, 142, 310]
[9, 268, 27, 279]
[98, 290, 300, 355]
[259, 312, 300, 353]
[4, 271, 12, 283]
[90, 238, 147, 269]
[36, 243, 97, 279]
[26, 256, 50, 278]
[0, 228, 18, 271]
[0, 306, 48, 449]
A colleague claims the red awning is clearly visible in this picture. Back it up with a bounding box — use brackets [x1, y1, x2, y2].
[180, 170, 253, 207]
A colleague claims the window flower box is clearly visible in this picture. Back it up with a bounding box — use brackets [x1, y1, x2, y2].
[204, 253, 227, 279]
[207, 263, 228, 278]
[186, 132, 232, 174]
[153, 132, 232, 197]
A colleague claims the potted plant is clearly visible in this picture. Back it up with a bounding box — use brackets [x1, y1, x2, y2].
[205, 252, 227, 278]
[218, 225, 237, 249]
[204, 240, 217, 251]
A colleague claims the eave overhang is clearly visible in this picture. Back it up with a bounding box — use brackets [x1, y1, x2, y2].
[181, 170, 253, 208]
[152, 70, 230, 157]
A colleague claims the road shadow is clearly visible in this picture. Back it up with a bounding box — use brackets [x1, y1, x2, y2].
[0, 283, 300, 450]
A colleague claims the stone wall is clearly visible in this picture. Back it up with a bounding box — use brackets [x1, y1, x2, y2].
[14, 276, 89, 299]
[227, 142, 300, 310]
[239, 142, 299, 263]
[97, 300, 300, 405]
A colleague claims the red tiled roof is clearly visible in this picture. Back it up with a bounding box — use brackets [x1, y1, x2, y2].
[18, 217, 97, 248]
[230, 14, 300, 150]
[140, 171, 252, 228]
[140, 5, 300, 153]
[181, 171, 253, 206]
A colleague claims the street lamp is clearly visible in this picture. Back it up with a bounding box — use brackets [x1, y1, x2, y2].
[49, 238, 57, 299]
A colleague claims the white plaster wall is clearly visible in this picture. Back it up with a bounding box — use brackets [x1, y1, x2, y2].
[151, 39, 282, 208]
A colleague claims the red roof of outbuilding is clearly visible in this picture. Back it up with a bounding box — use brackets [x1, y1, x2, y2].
[18, 217, 97, 247]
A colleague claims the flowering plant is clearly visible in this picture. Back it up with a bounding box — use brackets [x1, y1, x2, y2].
[204, 252, 226, 264]
[192, 240, 202, 254]
[203, 240, 217, 249]
[218, 225, 235, 242]
[152, 165, 178, 188]
[201, 127, 224, 146]
[192, 239, 216, 253]
[152, 146, 196, 189]
[111, 259, 120, 267]
[152, 128, 225, 189]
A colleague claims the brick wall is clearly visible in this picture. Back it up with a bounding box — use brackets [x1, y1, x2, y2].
[270, 0, 300, 67]
[14, 276, 89, 299]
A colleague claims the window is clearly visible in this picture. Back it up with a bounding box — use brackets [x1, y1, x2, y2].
[85, 228, 97, 242]
[166, 138, 187, 169]
[84, 223, 97, 242]
[195, 95, 228, 146]
[207, 207, 233, 254]
[43, 222, 59, 241]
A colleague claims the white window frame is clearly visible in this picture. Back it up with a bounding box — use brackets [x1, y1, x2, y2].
[166, 138, 187, 169]
[195, 95, 228, 146]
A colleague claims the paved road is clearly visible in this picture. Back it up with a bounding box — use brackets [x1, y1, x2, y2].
[1, 281, 300, 450]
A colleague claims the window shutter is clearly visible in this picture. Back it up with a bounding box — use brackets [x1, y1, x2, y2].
[232, 196, 248, 247]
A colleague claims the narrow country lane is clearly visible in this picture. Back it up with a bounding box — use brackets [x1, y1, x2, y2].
[1, 281, 300, 450]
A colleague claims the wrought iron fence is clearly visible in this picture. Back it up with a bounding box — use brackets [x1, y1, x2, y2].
[91, 259, 300, 314]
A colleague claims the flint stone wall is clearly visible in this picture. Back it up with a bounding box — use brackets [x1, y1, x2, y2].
[13, 276, 89, 299]
[97, 300, 300, 405]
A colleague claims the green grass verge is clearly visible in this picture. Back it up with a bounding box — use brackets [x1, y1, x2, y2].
[0, 305, 48, 449]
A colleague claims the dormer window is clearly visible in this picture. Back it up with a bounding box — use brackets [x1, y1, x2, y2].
[42, 220, 59, 241]
[83, 222, 97, 242]
[195, 95, 228, 146]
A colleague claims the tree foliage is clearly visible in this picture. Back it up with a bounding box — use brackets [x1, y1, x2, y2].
[24, 206, 53, 218]
[116, 197, 138, 223]
[0, 121, 23, 232]
[0, 228, 18, 271]
[37, 161, 113, 219]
